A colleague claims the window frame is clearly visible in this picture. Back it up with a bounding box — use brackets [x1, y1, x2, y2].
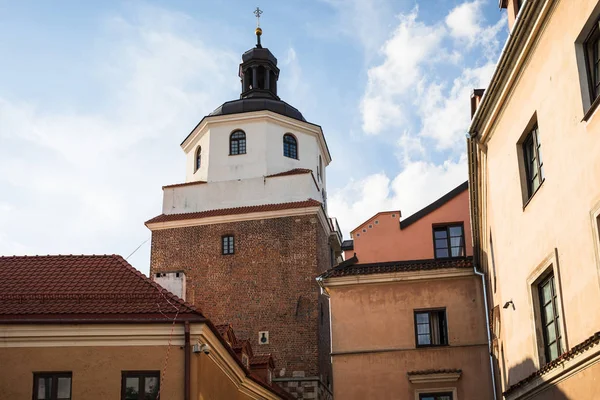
[33, 372, 72, 400]
[414, 308, 449, 348]
[121, 371, 160, 400]
[522, 124, 544, 200]
[584, 20, 600, 109]
[538, 273, 563, 363]
[283, 133, 298, 159]
[229, 130, 247, 156]
[418, 393, 454, 400]
[432, 223, 466, 259]
[194, 146, 201, 172]
[222, 234, 235, 255]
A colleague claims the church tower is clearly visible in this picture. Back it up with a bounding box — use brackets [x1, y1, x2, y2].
[146, 13, 341, 400]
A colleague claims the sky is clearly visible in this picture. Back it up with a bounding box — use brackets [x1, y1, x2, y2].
[0, 0, 507, 274]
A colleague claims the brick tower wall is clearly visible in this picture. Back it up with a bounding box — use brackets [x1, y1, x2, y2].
[150, 213, 332, 398]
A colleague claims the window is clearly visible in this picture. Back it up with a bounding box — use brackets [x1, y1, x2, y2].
[538, 273, 562, 363]
[121, 371, 160, 400]
[318, 155, 323, 182]
[584, 20, 600, 104]
[195, 146, 201, 172]
[33, 372, 72, 400]
[522, 124, 544, 199]
[222, 235, 234, 255]
[419, 393, 453, 400]
[230, 130, 246, 155]
[433, 225, 465, 258]
[414, 309, 448, 346]
[283, 134, 297, 159]
[322, 189, 327, 210]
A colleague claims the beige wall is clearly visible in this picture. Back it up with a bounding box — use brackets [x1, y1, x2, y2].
[0, 345, 184, 399]
[476, 0, 600, 391]
[328, 275, 493, 399]
[351, 190, 472, 264]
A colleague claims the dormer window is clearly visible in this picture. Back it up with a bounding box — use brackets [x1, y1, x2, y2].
[283, 134, 297, 159]
[195, 146, 201, 172]
[230, 130, 246, 155]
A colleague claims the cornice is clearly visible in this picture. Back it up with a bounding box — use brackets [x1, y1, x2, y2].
[322, 268, 474, 288]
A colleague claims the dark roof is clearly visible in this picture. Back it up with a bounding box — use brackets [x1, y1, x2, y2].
[209, 98, 306, 122]
[320, 256, 473, 279]
[400, 181, 468, 229]
[407, 369, 462, 375]
[504, 331, 600, 396]
[145, 199, 322, 225]
[0, 255, 202, 322]
[250, 354, 274, 368]
[242, 47, 278, 64]
[341, 240, 354, 251]
[266, 168, 312, 178]
[162, 180, 207, 190]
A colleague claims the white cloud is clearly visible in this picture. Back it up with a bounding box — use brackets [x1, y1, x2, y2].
[0, 6, 237, 274]
[361, 7, 446, 134]
[446, 0, 507, 56]
[329, 156, 468, 236]
[418, 62, 497, 150]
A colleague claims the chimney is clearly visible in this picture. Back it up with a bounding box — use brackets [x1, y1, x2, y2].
[471, 89, 485, 119]
[153, 271, 186, 300]
[500, 0, 522, 31]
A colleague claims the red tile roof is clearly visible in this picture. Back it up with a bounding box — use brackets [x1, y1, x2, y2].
[504, 331, 600, 395]
[320, 256, 473, 279]
[162, 180, 207, 189]
[250, 354, 274, 367]
[0, 255, 202, 322]
[145, 199, 322, 225]
[266, 168, 312, 178]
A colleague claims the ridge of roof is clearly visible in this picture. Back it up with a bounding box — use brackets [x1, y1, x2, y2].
[400, 181, 468, 229]
[145, 199, 322, 225]
[162, 180, 207, 190]
[320, 256, 473, 279]
[265, 168, 312, 178]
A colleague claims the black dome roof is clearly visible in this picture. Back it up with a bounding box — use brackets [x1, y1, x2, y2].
[209, 98, 306, 122]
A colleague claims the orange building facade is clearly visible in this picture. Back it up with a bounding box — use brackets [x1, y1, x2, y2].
[468, 1, 600, 399]
[321, 183, 494, 400]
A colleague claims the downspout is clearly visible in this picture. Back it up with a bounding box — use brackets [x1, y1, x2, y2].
[474, 266, 498, 400]
[184, 321, 190, 400]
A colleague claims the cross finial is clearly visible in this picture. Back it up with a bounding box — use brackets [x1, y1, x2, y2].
[254, 7, 263, 27]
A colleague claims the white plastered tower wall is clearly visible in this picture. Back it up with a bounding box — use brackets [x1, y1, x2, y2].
[166, 110, 330, 215]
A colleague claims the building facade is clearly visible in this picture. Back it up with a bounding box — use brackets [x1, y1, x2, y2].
[468, 0, 600, 398]
[320, 183, 494, 400]
[0, 255, 290, 400]
[146, 28, 341, 399]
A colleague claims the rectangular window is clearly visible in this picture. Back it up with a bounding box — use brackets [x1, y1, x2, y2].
[419, 393, 453, 400]
[33, 372, 72, 400]
[538, 274, 562, 363]
[121, 371, 160, 400]
[222, 235, 235, 255]
[433, 225, 465, 258]
[585, 20, 600, 104]
[522, 124, 544, 199]
[414, 309, 448, 347]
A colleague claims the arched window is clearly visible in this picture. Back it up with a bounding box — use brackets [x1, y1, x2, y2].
[195, 146, 201, 172]
[318, 155, 323, 181]
[283, 134, 297, 159]
[230, 130, 246, 155]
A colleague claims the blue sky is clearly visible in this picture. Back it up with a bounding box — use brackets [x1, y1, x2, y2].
[0, 0, 507, 274]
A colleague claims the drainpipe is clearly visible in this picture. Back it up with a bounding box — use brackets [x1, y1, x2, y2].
[184, 321, 190, 400]
[473, 266, 498, 400]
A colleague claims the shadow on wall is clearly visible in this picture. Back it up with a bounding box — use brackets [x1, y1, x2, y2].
[506, 358, 570, 400]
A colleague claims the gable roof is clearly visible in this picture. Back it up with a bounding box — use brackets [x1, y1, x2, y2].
[350, 210, 400, 235]
[0, 255, 203, 323]
[320, 256, 473, 279]
[145, 199, 322, 225]
[400, 181, 468, 229]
